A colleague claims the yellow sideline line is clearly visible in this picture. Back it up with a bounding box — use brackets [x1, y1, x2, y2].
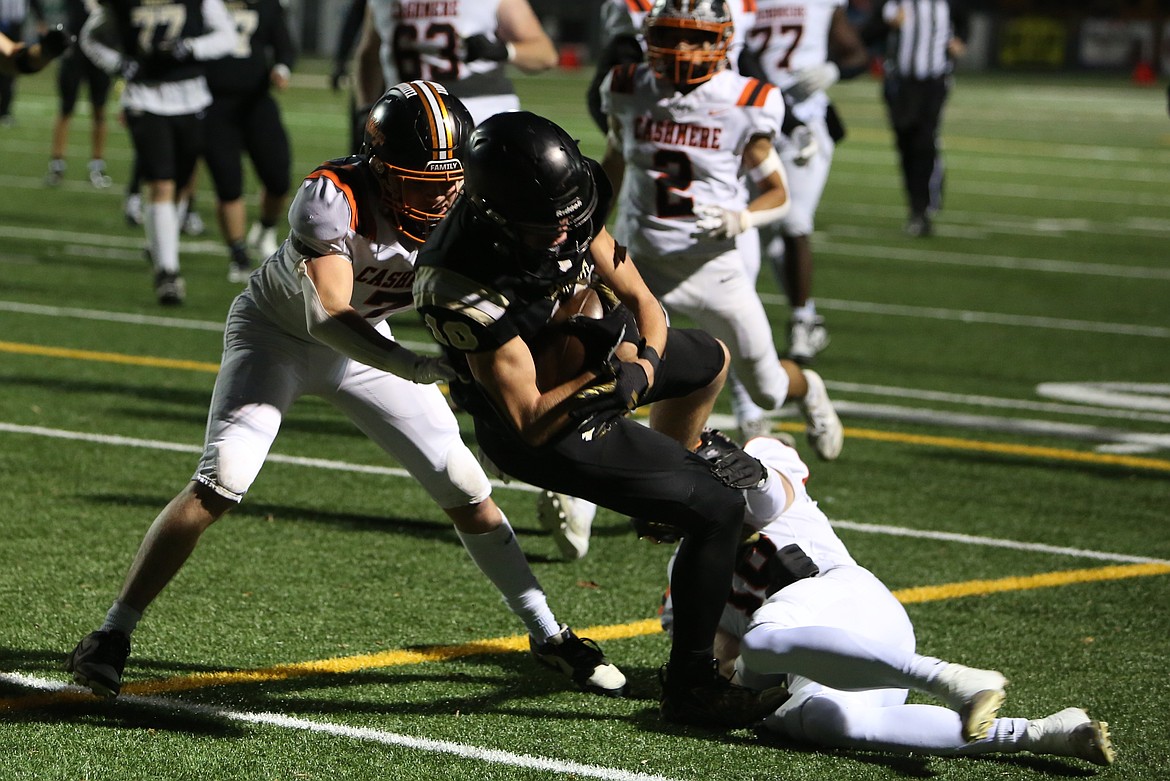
[775, 421, 1170, 472]
[3, 562, 1168, 712]
[5, 339, 1170, 473]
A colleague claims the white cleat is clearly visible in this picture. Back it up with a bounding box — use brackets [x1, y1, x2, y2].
[932, 663, 1008, 742]
[248, 222, 280, 258]
[787, 316, 830, 365]
[537, 491, 595, 560]
[1026, 707, 1115, 766]
[798, 369, 843, 461]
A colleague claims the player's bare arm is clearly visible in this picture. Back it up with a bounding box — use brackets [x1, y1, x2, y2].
[600, 116, 626, 217]
[300, 254, 450, 384]
[496, 0, 558, 73]
[465, 337, 600, 447]
[828, 7, 870, 74]
[589, 226, 665, 382]
[354, 7, 385, 107]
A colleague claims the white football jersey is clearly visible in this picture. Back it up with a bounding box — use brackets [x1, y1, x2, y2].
[369, 0, 506, 88]
[247, 163, 417, 341]
[748, 0, 844, 114]
[599, 0, 758, 72]
[602, 64, 783, 262]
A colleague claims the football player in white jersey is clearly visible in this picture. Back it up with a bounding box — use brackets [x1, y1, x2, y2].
[601, 0, 844, 461]
[354, 0, 556, 126]
[741, 0, 868, 367]
[65, 81, 627, 702]
[661, 434, 1116, 766]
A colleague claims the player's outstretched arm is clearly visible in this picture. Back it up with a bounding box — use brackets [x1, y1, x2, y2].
[496, 0, 558, 73]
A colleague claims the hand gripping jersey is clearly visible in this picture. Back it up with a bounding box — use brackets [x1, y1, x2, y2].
[246, 157, 419, 340]
[602, 63, 783, 267]
[369, 0, 514, 101]
[748, 0, 844, 118]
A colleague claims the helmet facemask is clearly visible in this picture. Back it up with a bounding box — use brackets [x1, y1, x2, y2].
[369, 155, 464, 248]
[645, 11, 732, 88]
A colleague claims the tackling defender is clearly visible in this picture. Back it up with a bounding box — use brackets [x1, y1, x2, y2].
[662, 433, 1115, 766]
[65, 82, 626, 702]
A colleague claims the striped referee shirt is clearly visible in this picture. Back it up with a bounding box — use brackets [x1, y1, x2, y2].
[870, 0, 968, 80]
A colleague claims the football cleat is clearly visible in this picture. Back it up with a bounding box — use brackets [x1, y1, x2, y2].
[931, 663, 1008, 742]
[228, 245, 254, 284]
[529, 625, 628, 697]
[798, 370, 843, 461]
[182, 209, 206, 237]
[247, 223, 280, 259]
[88, 159, 112, 189]
[536, 491, 595, 560]
[787, 316, 830, 365]
[65, 629, 131, 698]
[45, 159, 66, 187]
[904, 213, 933, 238]
[124, 193, 144, 227]
[1025, 707, 1115, 766]
[659, 662, 789, 728]
[154, 270, 186, 306]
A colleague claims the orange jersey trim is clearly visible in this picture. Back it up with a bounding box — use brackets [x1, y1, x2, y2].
[736, 78, 775, 108]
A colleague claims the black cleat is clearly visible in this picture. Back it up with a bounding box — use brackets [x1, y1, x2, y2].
[65, 630, 131, 698]
[660, 663, 789, 728]
[529, 625, 629, 697]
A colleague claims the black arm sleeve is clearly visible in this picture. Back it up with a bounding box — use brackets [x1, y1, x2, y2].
[586, 34, 643, 134]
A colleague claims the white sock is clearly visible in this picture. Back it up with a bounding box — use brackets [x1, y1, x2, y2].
[145, 202, 180, 273]
[792, 301, 817, 322]
[456, 514, 560, 642]
[99, 600, 143, 636]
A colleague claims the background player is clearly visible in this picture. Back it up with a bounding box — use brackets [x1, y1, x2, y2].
[600, 0, 844, 453]
[203, 0, 297, 282]
[354, 0, 557, 126]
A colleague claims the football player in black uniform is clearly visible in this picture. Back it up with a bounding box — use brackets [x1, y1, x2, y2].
[46, 0, 112, 188]
[204, 0, 296, 282]
[413, 111, 787, 728]
[80, 0, 236, 304]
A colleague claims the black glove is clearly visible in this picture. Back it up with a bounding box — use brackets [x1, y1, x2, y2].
[40, 25, 73, 59]
[571, 360, 649, 419]
[563, 306, 635, 368]
[120, 57, 140, 81]
[709, 451, 766, 490]
[464, 34, 509, 63]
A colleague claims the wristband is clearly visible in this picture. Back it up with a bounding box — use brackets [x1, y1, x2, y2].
[505, 42, 516, 62]
[637, 340, 661, 373]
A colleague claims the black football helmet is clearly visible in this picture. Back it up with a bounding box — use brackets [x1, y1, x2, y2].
[362, 80, 475, 246]
[644, 0, 733, 88]
[461, 111, 599, 287]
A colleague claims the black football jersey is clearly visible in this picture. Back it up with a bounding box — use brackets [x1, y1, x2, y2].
[204, 0, 296, 94]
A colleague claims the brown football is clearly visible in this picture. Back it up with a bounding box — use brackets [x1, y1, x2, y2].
[529, 285, 605, 392]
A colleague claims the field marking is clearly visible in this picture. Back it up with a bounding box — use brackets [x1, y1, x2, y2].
[0, 675, 679, 781]
[3, 562, 1167, 716]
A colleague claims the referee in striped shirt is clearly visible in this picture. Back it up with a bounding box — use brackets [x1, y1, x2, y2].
[865, 0, 968, 237]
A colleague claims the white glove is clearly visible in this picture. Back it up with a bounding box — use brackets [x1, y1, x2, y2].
[787, 62, 840, 103]
[413, 355, 457, 384]
[789, 124, 819, 166]
[691, 204, 750, 240]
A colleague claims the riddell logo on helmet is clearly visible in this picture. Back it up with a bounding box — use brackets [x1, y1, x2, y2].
[555, 198, 583, 218]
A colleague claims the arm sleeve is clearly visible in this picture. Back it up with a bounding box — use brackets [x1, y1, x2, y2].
[272, 0, 297, 69]
[288, 177, 356, 260]
[78, 8, 123, 75]
[587, 34, 643, 133]
[192, 0, 242, 61]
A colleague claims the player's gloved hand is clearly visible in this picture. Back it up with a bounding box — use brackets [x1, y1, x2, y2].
[119, 57, 140, 81]
[709, 451, 767, 490]
[691, 203, 750, 240]
[412, 355, 457, 384]
[563, 306, 634, 368]
[463, 33, 510, 63]
[572, 360, 649, 418]
[789, 124, 819, 166]
[156, 37, 194, 64]
[39, 25, 73, 59]
[786, 62, 840, 103]
[630, 516, 683, 544]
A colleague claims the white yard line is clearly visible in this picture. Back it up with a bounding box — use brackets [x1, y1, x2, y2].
[0, 673, 679, 781]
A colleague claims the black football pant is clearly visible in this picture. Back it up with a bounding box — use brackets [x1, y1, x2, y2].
[476, 328, 744, 682]
[883, 75, 950, 217]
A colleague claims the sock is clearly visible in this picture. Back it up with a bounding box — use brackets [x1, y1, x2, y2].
[455, 514, 560, 642]
[145, 202, 180, 273]
[176, 196, 190, 227]
[49, 158, 66, 174]
[229, 239, 249, 264]
[87, 159, 106, 174]
[792, 301, 817, 322]
[99, 600, 143, 636]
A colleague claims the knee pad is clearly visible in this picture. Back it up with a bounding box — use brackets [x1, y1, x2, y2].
[444, 443, 493, 506]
